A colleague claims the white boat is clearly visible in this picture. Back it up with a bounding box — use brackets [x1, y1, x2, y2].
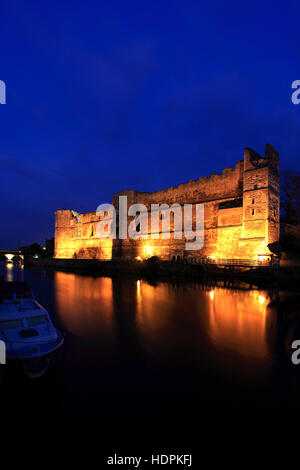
[0, 280, 64, 378]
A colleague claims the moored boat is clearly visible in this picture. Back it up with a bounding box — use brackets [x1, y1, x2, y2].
[0, 280, 64, 378]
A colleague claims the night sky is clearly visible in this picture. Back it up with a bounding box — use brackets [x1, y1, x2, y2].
[1, 1, 300, 248]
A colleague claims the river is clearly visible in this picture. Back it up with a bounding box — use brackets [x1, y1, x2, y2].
[1, 264, 300, 448]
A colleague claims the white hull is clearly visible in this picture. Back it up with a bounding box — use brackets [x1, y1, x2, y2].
[0, 281, 64, 372]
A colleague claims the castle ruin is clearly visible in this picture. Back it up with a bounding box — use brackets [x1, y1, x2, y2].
[54, 144, 280, 262]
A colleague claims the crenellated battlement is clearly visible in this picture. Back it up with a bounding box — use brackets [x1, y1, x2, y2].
[54, 145, 280, 262]
[116, 159, 244, 207]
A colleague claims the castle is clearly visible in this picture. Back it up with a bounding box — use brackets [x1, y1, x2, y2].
[54, 144, 280, 262]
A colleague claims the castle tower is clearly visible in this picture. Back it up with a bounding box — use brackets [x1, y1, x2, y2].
[240, 144, 280, 259]
[54, 209, 79, 258]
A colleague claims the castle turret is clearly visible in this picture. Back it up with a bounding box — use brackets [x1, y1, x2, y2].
[54, 209, 75, 258]
[240, 144, 280, 258]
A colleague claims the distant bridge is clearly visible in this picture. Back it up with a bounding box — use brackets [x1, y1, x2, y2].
[0, 249, 24, 264]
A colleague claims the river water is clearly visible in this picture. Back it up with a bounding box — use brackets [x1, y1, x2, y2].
[1, 264, 300, 449]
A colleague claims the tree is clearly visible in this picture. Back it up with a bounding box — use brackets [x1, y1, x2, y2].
[280, 170, 300, 225]
[20, 243, 44, 257]
[20, 238, 55, 258]
[45, 238, 54, 258]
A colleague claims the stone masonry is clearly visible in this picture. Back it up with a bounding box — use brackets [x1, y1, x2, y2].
[54, 144, 280, 262]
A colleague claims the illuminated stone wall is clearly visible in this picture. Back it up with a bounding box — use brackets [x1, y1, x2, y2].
[54, 144, 280, 261]
[54, 210, 113, 260]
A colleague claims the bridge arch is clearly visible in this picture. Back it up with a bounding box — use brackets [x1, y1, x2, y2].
[0, 250, 24, 265]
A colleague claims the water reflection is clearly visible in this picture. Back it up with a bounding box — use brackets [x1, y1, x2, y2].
[53, 271, 273, 362]
[207, 288, 269, 358]
[0, 265, 278, 368]
[54, 273, 114, 337]
[3, 265, 300, 448]
[0, 263, 24, 282]
[6, 263, 14, 282]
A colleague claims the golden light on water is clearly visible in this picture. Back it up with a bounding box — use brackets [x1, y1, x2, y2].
[207, 288, 269, 358]
[54, 272, 114, 337]
[6, 263, 13, 281]
[53, 271, 271, 360]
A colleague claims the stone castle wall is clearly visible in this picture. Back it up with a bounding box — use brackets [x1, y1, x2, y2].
[54, 144, 280, 261]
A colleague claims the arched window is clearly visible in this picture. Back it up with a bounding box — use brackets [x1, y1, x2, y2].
[135, 212, 141, 232]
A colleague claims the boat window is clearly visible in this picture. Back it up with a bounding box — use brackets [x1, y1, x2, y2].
[27, 315, 49, 326]
[0, 319, 23, 329]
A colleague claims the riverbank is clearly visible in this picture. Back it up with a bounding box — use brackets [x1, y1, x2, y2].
[24, 257, 300, 291]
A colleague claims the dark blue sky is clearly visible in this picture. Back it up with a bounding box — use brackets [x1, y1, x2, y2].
[1, 0, 300, 247]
